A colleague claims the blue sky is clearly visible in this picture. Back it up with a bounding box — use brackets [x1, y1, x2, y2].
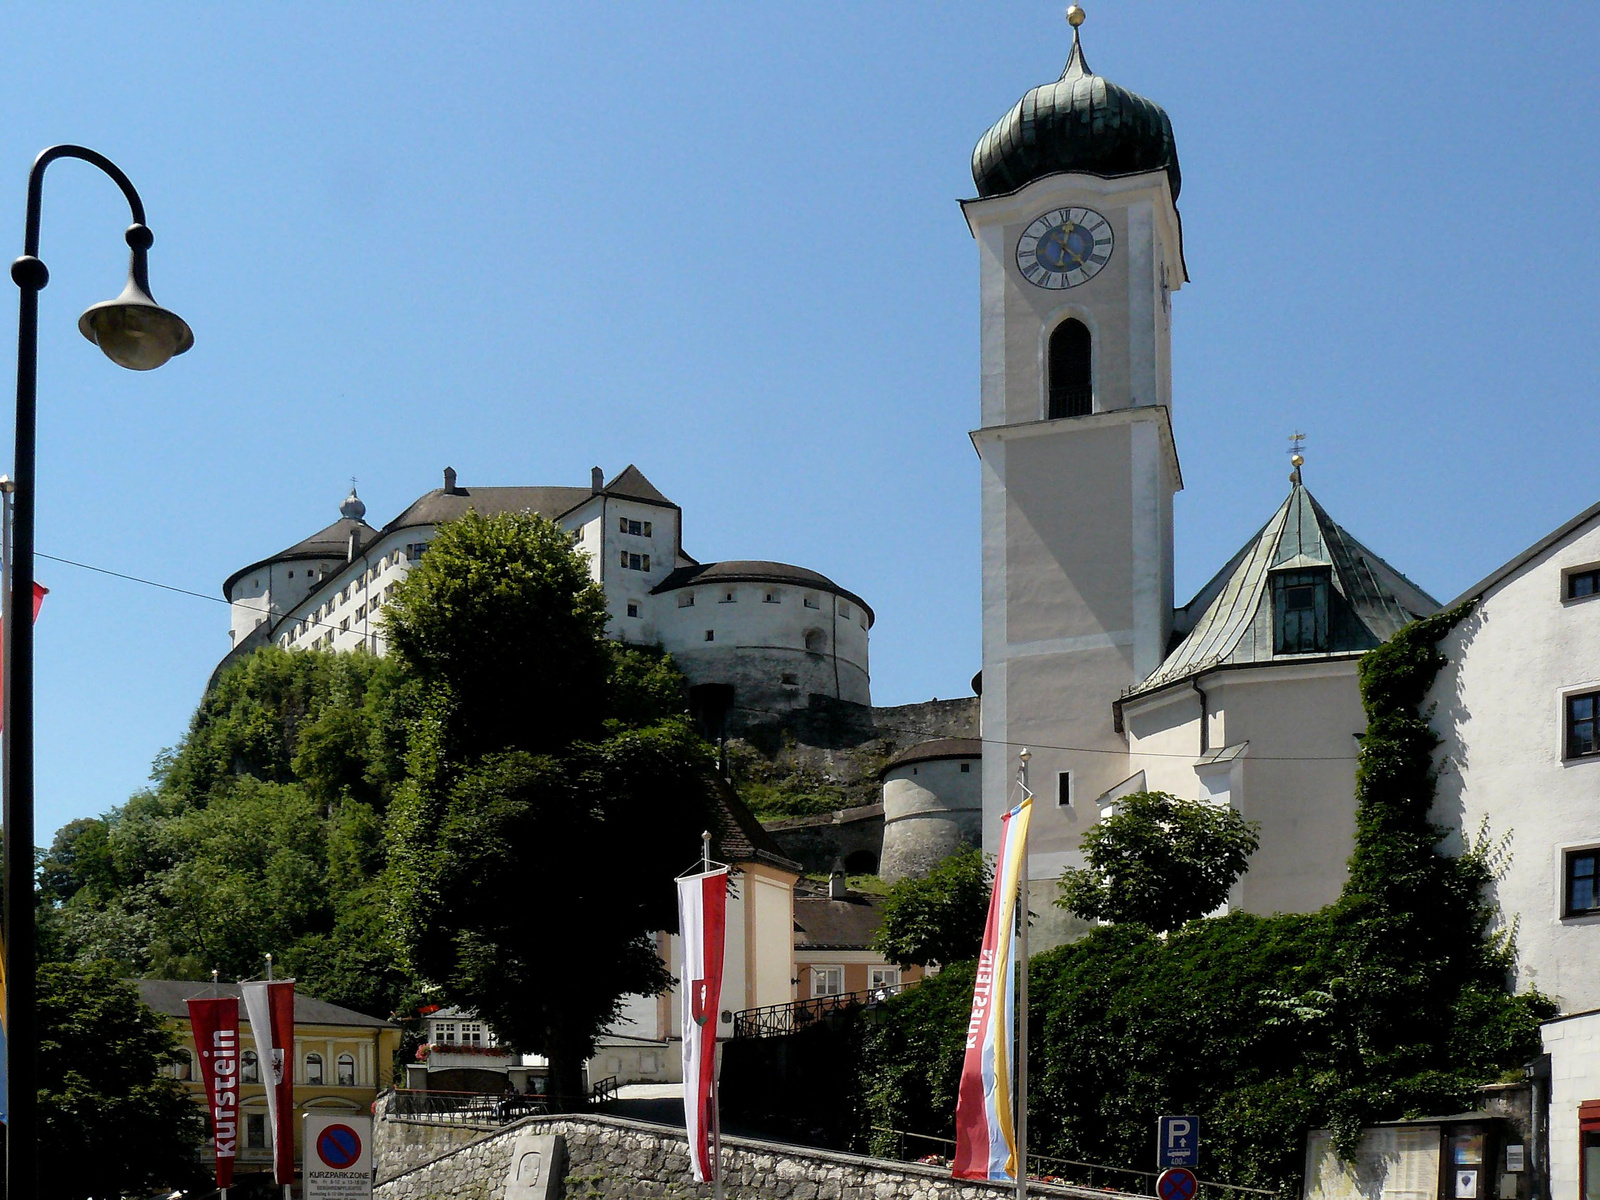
[4, 3, 1598, 841]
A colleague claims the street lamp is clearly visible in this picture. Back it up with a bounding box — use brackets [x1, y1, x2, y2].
[3, 145, 190, 1200]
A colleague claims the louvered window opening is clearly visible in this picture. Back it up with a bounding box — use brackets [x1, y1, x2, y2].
[1272, 569, 1330, 654]
[1048, 319, 1092, 419]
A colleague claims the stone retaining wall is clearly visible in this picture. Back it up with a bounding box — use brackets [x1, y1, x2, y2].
[375, 1111, 1129, 1200]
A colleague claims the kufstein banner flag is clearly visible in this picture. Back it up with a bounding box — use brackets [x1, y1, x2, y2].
[677, 867, 728, 1184]
[241, 980, 297, 1185]
[0, 582, 48, 731]
[187, 997, 241, 1189]
[952, 794, 1033, 1182]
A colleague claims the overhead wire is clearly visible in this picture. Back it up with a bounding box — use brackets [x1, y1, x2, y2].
[33, 549, 1368, 763]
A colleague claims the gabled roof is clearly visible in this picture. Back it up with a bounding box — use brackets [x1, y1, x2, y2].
[707, 772, 803, 875]
[793, 890, 886, 950]
[135, 980, 397, 1029]
[603, 464, 673, 506]
[1447, 497, 1600, 608]
[1132, 484, 1439, 697]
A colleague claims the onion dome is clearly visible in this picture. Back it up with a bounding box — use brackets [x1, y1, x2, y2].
[339, 485, 367, 521]
[972, 14, 1180, 201]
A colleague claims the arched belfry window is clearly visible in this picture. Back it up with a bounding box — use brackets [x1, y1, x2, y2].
[1048, 319, 1092, 418]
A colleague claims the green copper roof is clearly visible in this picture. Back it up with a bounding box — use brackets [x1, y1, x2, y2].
[972, 32, 1181, 200]
[1131, 485, 1439, 696]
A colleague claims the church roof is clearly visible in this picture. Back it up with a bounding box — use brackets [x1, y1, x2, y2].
[1131, 483, 1439, 697]
[972, 26, 1180, 201]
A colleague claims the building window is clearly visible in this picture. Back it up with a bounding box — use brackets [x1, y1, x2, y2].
[1569, 568, 1600, 599]
[171, 1049, 193, 1081]
[405, 542, 428, 561]
[704, 630, 715, 642]
[960, 762, 971, 773]
[1272, 569, 1330, 654]
[764, 592, 779, 603]
[626, 602, 640, 618]
[288, 570, 295, 579]
[1580, 1105, 1600, 1200]
[246, 1113, 267, 1150]
[356, 604, 367, 620]
[678, 593, 694, 608]
[1568, 692, 1600, 759]
[839, 602, 851, 618]
[337, 1053, 356, 1086]
[242, 1050, 260, 1083]
[618, 517, 653, 537]
[1057, 771, 1072, 806]
[437, 1021, 456, 1044]
[1048, 318, 1092, 418]
[811, 967, 844, 998]
[804, 595, 819, 610]
[1567, 848, 1600, 917]
[804, 630, 825, 653]
[720, 591, 735, 603]
[781, 673, 799, 686]
[305, 1053, 323, 1085]
[868, 966, 901, 995]
[619, 552, 650, 571]
[340, 618, 350, 633]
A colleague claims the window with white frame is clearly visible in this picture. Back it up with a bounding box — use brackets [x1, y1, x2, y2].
[305, 1052, 324, 1085]
[242, 1050, 260, 1083]
[868, 966, 900, 994]
[619, 551, 650, 571]
[1566, 848, 1600, 917]
[337, 1053, 356, 1086]
[811, 966, 844, 997]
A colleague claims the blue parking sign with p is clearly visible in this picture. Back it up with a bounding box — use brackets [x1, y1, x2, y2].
[1158, 1115, 1200, 1169]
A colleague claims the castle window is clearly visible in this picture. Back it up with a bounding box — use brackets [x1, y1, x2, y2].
[704, 630, 715, 642]
[1048, 319, 1093, 418]
[1568, 567, 1600, 599]
[804, 595, 820, 609]
[1567, 692, 1600, 759]
[781, 673, 799, 686]
[961, 762, 971, 773]
[619, 552, 650, 572]
[1057, 771, 1072, 807]
[839, 602, 851, 618]
[720, 591, 736, 603]
[288, 570, 294, 579]
[626, 603, 639, 618]
[804, 630, 825, 653]
[1272, 569, 1330, 654]
[678, 593, 694, 608]
[1565, 848, 1600, 916]
[764, 592, 779, 603]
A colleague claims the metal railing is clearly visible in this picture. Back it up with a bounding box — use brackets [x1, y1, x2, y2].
[387, 1081, 619, 1125]
[871, 1127, 1279, 1199]
[733, 983, 905, 1038]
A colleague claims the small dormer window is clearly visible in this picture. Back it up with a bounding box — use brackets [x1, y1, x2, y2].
[1272, 569, 1330, 654]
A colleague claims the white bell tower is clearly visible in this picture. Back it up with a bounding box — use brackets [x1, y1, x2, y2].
[964, 10, 1186, 924]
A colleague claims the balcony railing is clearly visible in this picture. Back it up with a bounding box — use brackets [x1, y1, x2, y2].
[387, 1078, 619, 1125]
[732, 983, 904, 1039]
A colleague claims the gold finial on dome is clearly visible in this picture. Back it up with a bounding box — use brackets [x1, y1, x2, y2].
[1067, 4, 1086, 28]
[1288, 432, 1307, 485]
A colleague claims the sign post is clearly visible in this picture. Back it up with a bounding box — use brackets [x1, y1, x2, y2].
[304, 1113, 373, 1200]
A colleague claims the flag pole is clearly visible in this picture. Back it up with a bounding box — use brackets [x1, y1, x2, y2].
[702, 828, 723, 1200]
[1016, 748, 1031, 1200]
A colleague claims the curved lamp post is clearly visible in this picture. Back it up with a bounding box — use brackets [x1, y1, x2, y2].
[4, 145, 190, 1199]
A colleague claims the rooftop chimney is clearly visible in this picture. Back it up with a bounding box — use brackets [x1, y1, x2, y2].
[443, 466, 457, 494]
[591, 466, 604, 493]
[828, 860, 848, 900]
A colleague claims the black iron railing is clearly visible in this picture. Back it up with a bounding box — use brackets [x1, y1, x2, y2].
[871, 1127, 1279, 1199]
[732, 984, 904, 1038]
[387, 1080, 619, 1125]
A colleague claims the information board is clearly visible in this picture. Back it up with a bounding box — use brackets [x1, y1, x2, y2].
[1157, 1115, 1200, 1170]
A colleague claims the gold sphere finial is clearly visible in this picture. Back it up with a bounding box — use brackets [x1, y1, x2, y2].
[1067, 4, 1086, 28]
[1291, 453, 1304, 468]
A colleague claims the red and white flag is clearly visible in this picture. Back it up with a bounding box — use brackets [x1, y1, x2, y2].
[186, 997, 240, 1190]
[240, 980, 296, 1185]
[677, 868, 728, 1184]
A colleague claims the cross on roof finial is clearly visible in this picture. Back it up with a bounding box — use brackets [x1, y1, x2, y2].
[1288, 432, 1307, 486]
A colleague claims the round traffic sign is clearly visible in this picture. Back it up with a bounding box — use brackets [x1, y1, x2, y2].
[1157, 1167, 1198, 1200]
[316, 1123, 363, 1170]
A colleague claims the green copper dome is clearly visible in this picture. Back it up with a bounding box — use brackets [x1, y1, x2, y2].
[972, 32, 1181, 201]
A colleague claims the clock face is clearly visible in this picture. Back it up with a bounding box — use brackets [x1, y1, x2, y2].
[1016, 208, 1114, 289]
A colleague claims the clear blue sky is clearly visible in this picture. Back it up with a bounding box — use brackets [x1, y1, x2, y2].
[4, 3, 1598, 842]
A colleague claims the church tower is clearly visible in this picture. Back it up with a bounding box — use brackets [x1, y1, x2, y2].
[965, 10, 1186, 914]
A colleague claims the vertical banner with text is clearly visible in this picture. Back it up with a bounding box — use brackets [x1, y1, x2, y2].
[242, 980, 297, 1185]
[952, 795, 1033, 1182]
[186, 997, 241, 1190]
[677, 868, 728, 1184]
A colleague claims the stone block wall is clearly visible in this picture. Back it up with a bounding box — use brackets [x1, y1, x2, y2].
[375, 1111, 1124, 1200]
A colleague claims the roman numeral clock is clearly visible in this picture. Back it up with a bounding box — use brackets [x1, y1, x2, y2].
[1016, 207, 1114, 289]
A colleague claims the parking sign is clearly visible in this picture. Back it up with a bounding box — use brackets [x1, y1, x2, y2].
[1158, 1115, 1200, 1170]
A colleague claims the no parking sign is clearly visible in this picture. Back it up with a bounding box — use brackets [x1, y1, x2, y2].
[304, 1113, 373, 1200]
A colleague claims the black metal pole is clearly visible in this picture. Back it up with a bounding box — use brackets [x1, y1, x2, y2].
[5, 145, 151, 1200]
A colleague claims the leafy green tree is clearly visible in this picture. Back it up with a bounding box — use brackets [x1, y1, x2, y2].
[37, 961, 206, 1200]
[384, 511, 715, 1107]
[1056, 790, 1260, 933]
[873, 848, 992, 968]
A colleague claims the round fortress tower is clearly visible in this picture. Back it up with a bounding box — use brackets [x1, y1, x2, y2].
[879, 737, 984, 883]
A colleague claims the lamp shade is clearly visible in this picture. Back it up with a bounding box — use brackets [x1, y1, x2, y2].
[78, 275, 193, 371]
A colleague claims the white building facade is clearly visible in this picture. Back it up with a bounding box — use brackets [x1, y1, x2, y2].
[219, 464, 871, 720]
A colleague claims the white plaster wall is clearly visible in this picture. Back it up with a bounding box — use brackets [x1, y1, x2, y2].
[1430, 516, 1600, 1012]
[652, 581, 870, 712]
[1542, 1010, 1600, 1200]
[748, 867, 797, 1010]
[881, 756, 983, 882]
